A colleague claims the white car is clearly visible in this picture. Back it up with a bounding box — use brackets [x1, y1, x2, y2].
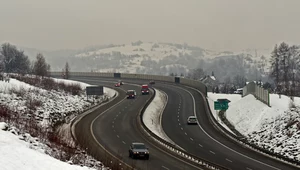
[187, 116, 198, 125]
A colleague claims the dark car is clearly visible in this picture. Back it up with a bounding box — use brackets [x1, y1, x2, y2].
[126, 90, 136, 99]
[129, 142, 149, 160]
[118, 80, 124, 85]
[149, 80, 155, 85]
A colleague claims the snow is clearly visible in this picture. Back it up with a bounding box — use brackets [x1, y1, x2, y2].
[0, 125, 92, 170]
[208, 92, 300, 162]
[143, 89, 175, 144]
[75, 42, 192, 62]
[1, 75, 299, 167]
[0, 77, 116, 170]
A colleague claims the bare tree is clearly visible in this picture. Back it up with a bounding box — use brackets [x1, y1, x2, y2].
[191, 68, 204, 80]
[270, 44, 281, 93]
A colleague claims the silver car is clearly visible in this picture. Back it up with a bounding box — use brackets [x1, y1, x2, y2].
[187, 116, 198, 125]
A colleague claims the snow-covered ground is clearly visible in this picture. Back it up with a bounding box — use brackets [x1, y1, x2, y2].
[1, 76, 299, 168]
[208, 92, 300, 162]
[0, 122, 92, 170]
[143, 89, 176, 144]
[0, 77, 116, 170]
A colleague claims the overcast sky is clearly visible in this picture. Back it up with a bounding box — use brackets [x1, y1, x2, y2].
[0, 0, 299, 51]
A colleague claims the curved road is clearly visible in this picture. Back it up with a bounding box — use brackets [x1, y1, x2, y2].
[70, 77, 200, 170]
[67, 76, 298, 170]
[156, 83, 297, 170]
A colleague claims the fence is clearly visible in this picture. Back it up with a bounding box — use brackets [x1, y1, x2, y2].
[243, 82, 270, 106]
[50, 71, 208, 97]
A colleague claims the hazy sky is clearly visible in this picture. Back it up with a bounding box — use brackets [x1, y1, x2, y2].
[0, 0, 299, 51]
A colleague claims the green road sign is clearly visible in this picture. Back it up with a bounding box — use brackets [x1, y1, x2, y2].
[214, 101, 229, 110]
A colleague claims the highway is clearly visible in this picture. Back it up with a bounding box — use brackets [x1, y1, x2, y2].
[67, 76, 298, 170]
[70, 77, 200, 170]
[156, 83, 297, 170]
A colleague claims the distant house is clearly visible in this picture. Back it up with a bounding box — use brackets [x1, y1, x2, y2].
[200, 75, 217, 92]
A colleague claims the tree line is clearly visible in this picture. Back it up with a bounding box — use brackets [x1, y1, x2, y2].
[0, 43, 70, 79]
[270, 42, 300, 96]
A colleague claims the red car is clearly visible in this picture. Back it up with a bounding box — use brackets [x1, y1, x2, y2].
[115, 83, 121, 87]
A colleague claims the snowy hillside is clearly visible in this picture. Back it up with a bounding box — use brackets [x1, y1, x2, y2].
[208, 92, 300, 163]
[0, 77, 116, 170]
[66, 41, 272, 81]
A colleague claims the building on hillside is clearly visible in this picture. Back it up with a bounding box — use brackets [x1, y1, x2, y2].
[200, 75, 217, 92]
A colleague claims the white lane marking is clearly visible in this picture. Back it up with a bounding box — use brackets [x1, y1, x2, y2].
[116, 115, 118, 117]
[112, 121, 114, 124]
[179, 123, 181, 126]
[117, 135, 119, 138]
[246, 168, 253, 170]
[181, 127, 183, 130]
[190, 138, 193, 141]
[178, 112, 180, 114]
[178, 119, 180, 122]
[122, 141, 126, 144]
[178, 106, 181, 109]
[179, 86, 281, 170]
[112, 125, 114, 128]
[161, 166, 170, 170]
[210, 151, 215, 154]
[114, 117, 116, 120]
[178, 108, 180, 111]
[177, 115, 179, 118]
[185, 132, 187, 135]
[198, 144, 203, 147]
[226, 158, 232, 162]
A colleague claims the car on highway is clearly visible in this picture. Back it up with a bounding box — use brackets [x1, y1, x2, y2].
[149, 80, 155, 85]
[115, 82, 121, 87]
[118, 80, 124, 85]
[141, 84, 149, 95]
[129, 142, 149, 160]
[126, 90, 136, 99]
[187, 116, 198, 125]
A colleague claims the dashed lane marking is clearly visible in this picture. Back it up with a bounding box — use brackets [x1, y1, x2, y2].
[161, 166, 170, 170]
[210, 151, 215, 154]
[226, 158, 232, 163]
[190, 138, 193, 141]
[185, 132, 187, 135]
[117, 135, 119, 138]
[198, 144, 203, 147]
[122, 141, 126, 144]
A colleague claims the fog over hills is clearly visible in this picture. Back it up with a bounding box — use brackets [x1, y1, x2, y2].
[21, 41, 271, 82]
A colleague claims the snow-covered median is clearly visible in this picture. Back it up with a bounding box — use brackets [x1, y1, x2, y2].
[143, 88, 175, 144]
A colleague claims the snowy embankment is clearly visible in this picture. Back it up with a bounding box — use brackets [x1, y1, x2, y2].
[143, 88, 175, 144]
[0, 77, 116, 170]
[0, 122, 92, 170]
[208, 92, 300, 162]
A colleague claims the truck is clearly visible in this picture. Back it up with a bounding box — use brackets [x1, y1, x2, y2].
[141, 84, 149, 95]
